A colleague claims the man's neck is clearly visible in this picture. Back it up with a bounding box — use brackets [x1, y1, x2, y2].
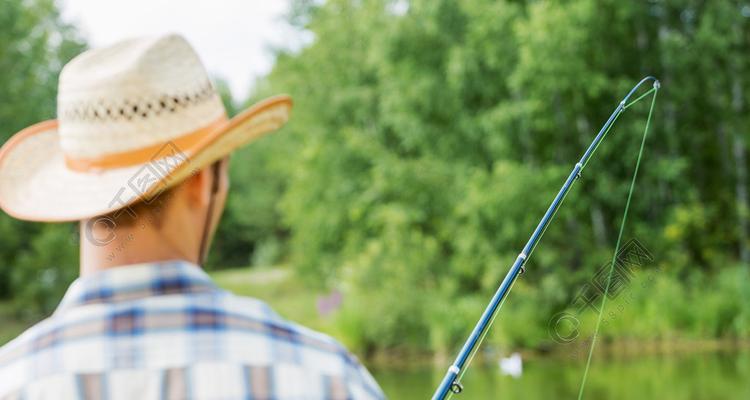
[79, 222, 198, 276]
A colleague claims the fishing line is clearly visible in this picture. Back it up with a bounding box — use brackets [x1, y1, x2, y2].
[577, 84, 659, 400]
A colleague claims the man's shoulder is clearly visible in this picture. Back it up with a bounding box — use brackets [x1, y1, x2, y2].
[0, 291, 384, 399]
[220, 293, 384, 398]
[0, 313, 68, 396]
[0, 314, 56, 365]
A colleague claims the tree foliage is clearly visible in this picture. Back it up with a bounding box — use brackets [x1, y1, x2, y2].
[250, 0, 750, 352]
[0, 0, 85, 317]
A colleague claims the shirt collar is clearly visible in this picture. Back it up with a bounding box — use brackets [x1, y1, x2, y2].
[55, 260, 219, 314]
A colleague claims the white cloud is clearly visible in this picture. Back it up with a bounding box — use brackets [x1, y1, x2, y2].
[60, 0, 296, 98]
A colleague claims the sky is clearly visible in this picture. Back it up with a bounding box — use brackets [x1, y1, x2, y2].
[60, 0, 300, 99]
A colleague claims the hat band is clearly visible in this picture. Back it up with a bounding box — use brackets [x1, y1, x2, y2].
[64, 116, 228, 172]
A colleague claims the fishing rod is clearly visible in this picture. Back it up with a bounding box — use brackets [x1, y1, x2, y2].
[432, 76, 660, 400]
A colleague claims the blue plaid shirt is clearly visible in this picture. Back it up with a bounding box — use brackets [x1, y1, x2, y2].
[0, 261, 384, 399]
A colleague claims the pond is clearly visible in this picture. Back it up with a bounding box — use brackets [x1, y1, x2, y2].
[371, 349, 750, 399]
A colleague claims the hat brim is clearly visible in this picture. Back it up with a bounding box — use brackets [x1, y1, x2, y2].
[0, 95, 292, 222]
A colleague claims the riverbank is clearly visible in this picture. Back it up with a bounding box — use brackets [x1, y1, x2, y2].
[364, 337, 750, 369]
[215, 265, 750, 368]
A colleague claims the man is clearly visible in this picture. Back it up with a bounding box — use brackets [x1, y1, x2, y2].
[0, 34, 383, 399]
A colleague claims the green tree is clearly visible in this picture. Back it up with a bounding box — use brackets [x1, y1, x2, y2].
[0, 0, 85, 317]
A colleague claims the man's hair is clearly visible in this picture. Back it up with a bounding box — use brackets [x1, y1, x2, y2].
[101, 186, 177, 229]
[91, 162, 219, 231]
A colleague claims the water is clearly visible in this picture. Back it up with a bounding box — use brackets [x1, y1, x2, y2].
[371, 350, 750, 399]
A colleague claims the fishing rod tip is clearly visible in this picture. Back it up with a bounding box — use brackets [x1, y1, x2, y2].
[653, 80, 661, 89]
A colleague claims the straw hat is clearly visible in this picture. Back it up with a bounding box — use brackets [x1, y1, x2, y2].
[0, 34, 292, 222]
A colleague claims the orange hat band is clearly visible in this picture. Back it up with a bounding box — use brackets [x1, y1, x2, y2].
[64, 116, 228, 172]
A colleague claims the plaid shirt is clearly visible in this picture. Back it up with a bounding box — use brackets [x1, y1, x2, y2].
[0, 261, 384, 400]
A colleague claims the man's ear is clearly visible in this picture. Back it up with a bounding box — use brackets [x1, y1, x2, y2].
[183, 167, 213, 208]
